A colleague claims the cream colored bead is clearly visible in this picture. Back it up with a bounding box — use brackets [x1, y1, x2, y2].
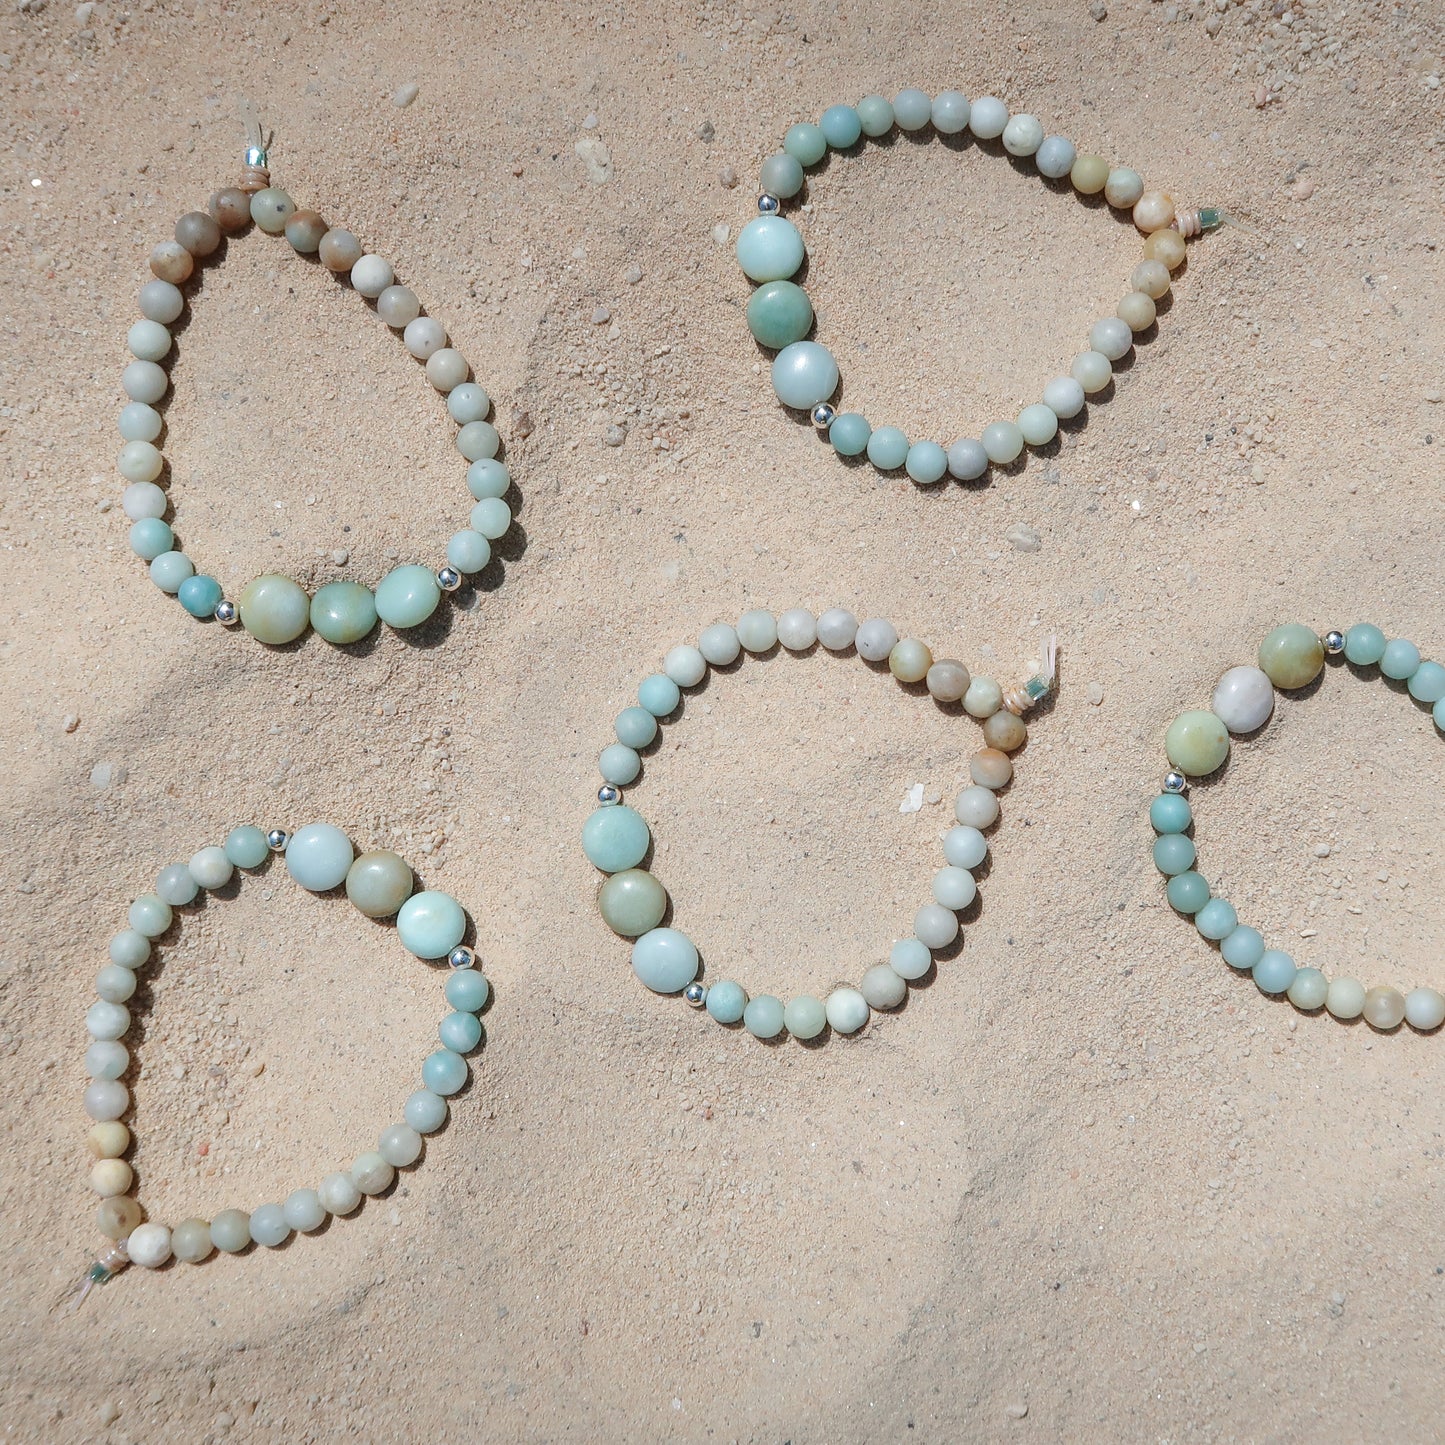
[889, 638, 933, 683]
[969, 748, 1013, 790]
[97, 1195, 142, 1240]
[87, 1121, 130, 1159]
[90, 1158, 134, 1197]
[1142, 229, 1187, 271]
[982, 710, 1027, 752]
[126, 1222, 172, 1268]
[1325, 976, 1366, 1020]
[1363, 985, 1406, 1031]
[1132, 191, 1176, 234]
[150, 240, 195, 285]
[1130, 259, 1172, 300]
[1117, 291, 1157, 332]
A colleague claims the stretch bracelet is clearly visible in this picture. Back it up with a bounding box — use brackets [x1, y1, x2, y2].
[1152, 623, 1445, 1029]
[117, 136, 514, 647]
[581, 607, 1056, 1042]
[735, 88, 1222, 484]
[76, 824, 485, 1299]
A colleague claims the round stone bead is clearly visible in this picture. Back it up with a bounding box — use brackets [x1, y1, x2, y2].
[1220, 925, 1265, 970]
[738, 610, 779, 653]
[598, 868, 668, 937]
[396, 890, 466, 959]
[776, 608, 818, 651]
[175, 210, 222, 257]
[664, 644, 707, 688]
[85, 1042, 129, 1081]
[1042, 376, 1085, 420]
[210, 1209, 252, 1253]
[249, 187, 296, 233]
[582, 804, 651, 873]
[224, 826, 270, 870]
[905, 440, 949, 484]
[1212, 665, 1275, 734]
[1117, 292, 1156, 332]
[820, 105, 862, 149]
[283, 210, 327, 252]
[129, 894, 173, 937]
[350, 253, 395, 297]
[1165, 709, 1229, 777]
[374, 565, 441, 630]
[599, 744, 641, 786]
[932, 866, 977, 911]
[1287, 967, 1328, 1011]
[90, 1157, 132, 1197]
[1325, 976, 1366, 1020]
[743, 994, 786, 1039]
[283, 1188, 327, 1232]
[123, 481, 167, 522]
[890, 939, 931, 980]
[421, 1049, 468, 1097]
[1070, 154, 1109, 194]
[948, 438, 989, 480]
[308, 581, 377, 645]
[95, 966, 136, 1004]
[829, 413, 871, 456]
[771, 341, 838, 410]
[469, 498, 511, 540]
[1035, 135, 1077, 179]
[855, 618, 899, 663]
[859, 963, 907, 1010]
[783, 122, 828, 164]
[783, 994, 827, 1040]
[404, 1090, 450, 1136]
[924, 660, 969, 704]
[457, 421, 501, 462]
[1143, 228, 1188, 270]
[889, 638, 932, 683]
[1362, 985, 1406, 1030]
[1152, 834, 1196, 876]
[318, 1172, 363, 1215]
[637, 673, 682, 717]
[352, 1150, 397, 1194]
[127, 319, 172, 362]
[1132, 191, 1176, 233]
[97, 1196, 142, 1240]
[857, 95, 895, 136]
[1405, 987, 1445, 1031]
[705, 980, 748, 1024]
[816, 608, 858, 651]
[1258, 623, 1325, 689]
[1103, 168, 1144, 208]
[1195, 898, 1238, 941]
[138, 278, 184, 324]
[955, 786, 1000, 829]
[914, 904, 959, 950]
[118, 404, 164, 445]
[698, 624, 741, 667]
[149, 550, 195, 593]
[1018, 403, 1058, 446]
[285, 823, 355, 893]
[177, 574, 223, 619]
[981, 421, 1024, 464]
[825, 987, 870, 1034]
[189, 846, 233, 890]
[122, 359, 168, 404]
[448, 384, 491, 427]
[866, 426, 909, 470]
[126, 1223, 172, 1269]
[758, 152, 805, 200]
[631, 927, 699, 993]
[967, 95, 1008, 139]
[425, 348, 469, 392]
[1149, 793, 1192, 834]
[987, 710, 1029, 753]
[1250, 949, 1296, 994]
[171, 1219, 214, 1264]
[248, 1204, 290, 1247]
[892, 89, 933, 131]
[1166, 871, 1210, 914]
[402, 316, 446, 360]
[379, 1123, 424, 1168]
[110, 930, 150, 968]
[963, 677, 1003, 719]
[615, 706, 658, 750]
[444, 968, 490, 1013]
[930, 91, 970, 134]
[1380, 638, 1421, 681]
[1132, 259, 1172, 300]
[149, 240, 194, 285]
[1001, 113, 1043, 157]
[746, 280, 813, 349]
[345, 850, 413, 918]
[944, 826, 988, 870]
[129, 518, 172, 561]
[1089, 317, 1133, 362]
[1406, 660, 1445, 703]
[156, 862, 199, 906]
[736, 216, 805, 283]
[238, 574, 310, 645]
[466, 459, 509, 501]
[1071, 350, 1113, 393]
[1435, 697, 1445, 732]
[84, 1079, 129, 1122]
[1344, 623, 1386, 666]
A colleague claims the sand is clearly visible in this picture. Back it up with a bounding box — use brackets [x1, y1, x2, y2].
[2, 0, 1444, 1439]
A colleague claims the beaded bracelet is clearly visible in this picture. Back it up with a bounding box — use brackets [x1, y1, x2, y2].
[118, 137, 514, 647]
[1152, 623, 1445, 1030]
[735, 88, 1222, 485]
[581, 608, 1056, 1042]
[76, 824, 486, 1299]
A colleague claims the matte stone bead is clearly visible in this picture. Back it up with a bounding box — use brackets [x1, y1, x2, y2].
[310, 581, 377, 644]
[582, 805, 650, 872]
[1018, 403, 1058, 446]
[932, 866, 977, 911]
[178, 574, 223, 619]
[705, 980, 748, 1024]
[150, 550, 195, 593]
[1344, 623, 1386, 666]
[1132, 259, 1173, 299]
[286, 823, 354, 893]
[89, 1157, 132, 1197]
[631, 927, 699, 993]
[119, 401, 164, 441]
[1286, 967, 1328, 1011]
[759, 151, 805, 199]
[859, 964, 907, 1010]
[855, 618, 898, 662]
[109, 930, 150, 968]
[746, 279, 813, 348]
[1152, 834, 1196, 875]
[598, 868, 668, 937]
[239, 574, 310, 645]
[435, 1012, 479, 1060]
[889, 938, 931, 980]
[598, 743, 641, 785]
[1380, 638, 1421, 681]
[138, 278, 184, 324]
[771, 341, 838, 409]
[448, 383, 491, 425]
[615, 706, 658, 749]
[1035, 135, 1077, 179]
[470, 498, 511, 539]
[1104, 168, 1144, 208]
[947, 437, 989, 480]
[783, 122, 827, 164]
[1142, 229, 1187, 270]
[816, 608, 858, 651]
[1212, 665, 1275, 734]
[866, 426, 909, 470]
[379, 1123, 424, 1167]
[170, 1218, 213, 1264]
[397, 890, 467, 959]
[457, 420, 501, 461]
[1405, 987, 1445, 1031]
[1258, 623, 1325, 689]
[1166, 871, 1210, 914]
[1042, 376, 1085, 420]
[129, 517, 172, 561]
[283, 1188, 327, 1232]
[319, 228, 364, 273]
[466, 458, 510, 499]
[743, 994, 785, 1038]
[210, 1208, 251, 1252]
[123, 480, 167, 521]
[175, 210, 222, 257]
[1220, 924, 1265, 971]
[1363, 985, 1406, 1030]
[1149, 793, 1193, 834]
[1070, 154, 1109, 194]
[1089, 317, 1133, 361]
[210, 187, 252, 231]
[318, 1171, 363, 1215]
[1117, 291, 1157, 332]
[443, 522, 489, 579]
[375, 565, 441, 630]
[905, 440, 948, 483]
[85, 1041, 129, 1080]
[943, 826, 988, 870]
[889, 637, 932, 683]
[350, 254, 394, 298]
[737, 609, 778, 653]
[126, 1223, 172, 1268]
[84, 1079, 129, 1122]
[249, 187, 296, 233]
[914, 903, 959, 950]
[117, 440, 163, 487]
[1133, 191, 1176, 233]
[820, 105, 862, 149]
[698, 624, 741, 667]
[1195, 898, 1238, 941]
[283, 210, 327, 252]
[376, 285, 421, 327]
[784, 994, 827, 1039]
[829, 412, 871, 456]
[967, 95, 1007, 138]
[444, 968, 490, 1013]
[404, 1090, 450, 1135]
[857, 95, 895, 136]
[1406, 660, 1445, 703]
[736, 216, 806, 282]
[1436, 697, 1445, 732]
[1002, 113, 1043, 157]
[129, 894, 173, 937]
[95, 965, 136, 1004]
[1325, 976, 1366, 1019]
[984, 710, 1027, 752]
[970, 748, 1012, 790]
[664, 645, 707, 687]
[97, 1196, 143, 1240]
[776, 608, 817, 651]
[425, 348, 469, 393]
[1250, 949, 1296, 994]
[930, 91, 970, 134]
[224, 826, 270, 869]
[405, 316, 448, 360]
[156, 862, 200, 905]
[188, 846, 233, 890]
[345, 850, 413, 918]
[1071, 350, 1113, 393]
[421, 1050, 468, 1097]
[127, 318, 171, 362]
[891, 88, 932, 131]
[1165, 709, 1230, 776]
[249, 1203, 290, 1247]
[352, 1150, 397, 1194]
[954, 785, 999, 828]
[981, 421, 1024, 464]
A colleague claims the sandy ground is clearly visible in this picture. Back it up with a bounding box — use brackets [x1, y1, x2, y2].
[2, 0, 1444, 1440]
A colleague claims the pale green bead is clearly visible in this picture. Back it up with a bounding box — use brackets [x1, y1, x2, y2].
[447, 529, 491, 575]
[171, 1218, 213, 1263]
[1149, 793, 1192, 833]
[439, 1011, 482, 1053]
[597, 868, 667, 937]
[1252, 949, 1296, 995]
[598, 743, 641, 786]
[129, 517, 173, 561]
[210, 1209, 251, 1253]
[829, 412, 870, 456]
[345, 850, 413, 918]
[1406, 660, 1445, 703]
[1071, 350, 1112, 393]
[866, 426, 908, 470]
[457, 420, 501, 462]
[631, 926, 699, 993]
[118, 439, 164, 483]
[396, 890, 467, 959]
[963, 676, 1003, 719]
[446, 383, 490, 424]
[1165, 709, 1229, 776]
[825, 987, 870, 1034]
[783, 122, 826, 165]
[1220, 925, 1264, 970]
[224, 826, 269, 869]
[421, 1050, 468, 1097]
[96, 964, 137, 1003]
[404, 1089, 449, 1134]
[890, 939, 931, 980]
[1257, 623, 1324, 690]
[582, 805, 650, 873]
[374, 565, 441, 630]
[981, 421, 1024, 464]
[1344, 623, 1385, 666]
[118, 402, 163, 442]
[248, 1203, 290, 1247]
[466, 458, 510, 499]
[746, 279, 813, 349]
[705, 980, 747, 1024]
[735, 216, 805, 283]
[771, 341, 837, 409]
[149, 550, 194, 593]
[783, 994, 826, 1040]
[310, 582, 376, 644]
[351, 1150, 396, 1194]
[905, 441, 948, 484]
[283, 1188, 326, 1232]
[285, 823, 355, 893]
[1017, 403, 1058, 447]
[249, 188, 296, 233]
[378, 1123, 423, 1168]
[127, 318, 171, 362]
[743, 994, 785, 1039]
[469, 497, 511, 540]
[239, 574, 310, 645]
[856, 95, 895, 136]
[1287, 967, 1328, 1011]
[444, 968, 490, 1012]
[758, 152, 805, 199]
[1380, 638, 1421, 681]
[615, 706, 657, 749]
[1325, 976, 1366, 1019]
[128, 894, 172, 937]
[109, 930, 150, 968]
[737, 610, 778, 653]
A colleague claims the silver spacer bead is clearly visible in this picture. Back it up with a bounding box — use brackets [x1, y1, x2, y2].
[683, 981, 707, 1008]
[810, 402, 836, 428]
[214, 599, 239, 625]
[244, 144, 268, 169]
[1322, 629, 1346, 655]
[447, 945, 476, 970]
[597, 784, 622, 806]
[757, 192, 781, 215]
[265, 828, 290, 852]
[437, 566, 462, 593]
[1162, 770, 1187, 795]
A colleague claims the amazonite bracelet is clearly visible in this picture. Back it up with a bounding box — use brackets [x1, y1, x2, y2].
[582, 608, 1056, 1042]
[75, 824, 486, 1297]
[118, 137, 514, 647]
[736, 88, 1223, 484]
[1152, 623, 1445, 1030]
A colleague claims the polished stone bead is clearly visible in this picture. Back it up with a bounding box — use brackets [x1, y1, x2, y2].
[905, 440, 948, 483]
[375, 565, 441, 630]
[397, 890, 466, 959]
[771, 340, 838, 409]
[783, 994, 827, 1039]
[1220, 924, 1265, 970]
[439, 1010, 482, 1053]
[1164, 709, 1229, 776]
[1166, 871, 1210, 914]
[310, 581, 377, 644]
[239, 573, 310, 645]
[599, 743, 641, 785]
[705, 980, 747, 1024]
[829, 412, 871, 456]
[421, 1049, 468, 1097]
[129, 517, 172, 561]
[150, 550, 195, 593]
[582, 804, 650, 872]
[615, 706, 658, 750]
[349, 1150, 396, 1196]
[1343, 623, 1386, 666]
[1380, 637, 1421, 681]
[736, 216, 806, 282]
[404, 1090, 450, 1135]
[783, 122, 827, 164]
[128, 893, 173, 937]
[820, 105, 862, 149]
[1257, 623, 1324, 690]
[597, 868, 668, 937]
[631, 927, 699, 993]
[857, 95, 895, 135]
[177, 573, 223, 619]
[156, 862, 199, 906]
[866, 426, 909, 470]
[210, 1209, 252, 1253]
[1195, 898, 1238, 941]
[1286, 967, 1328, 1011]
[1152, 834, 1196, 875]
[444, 968, 490, 1013]
[286, 822, 354, 892]
[1253, 949, 1297, 995]
[1406, 660, 1445, 703]
[345, 850, 413, 918]
[189, 846, 233, 891]
[1211, 665, 1275, 734]
[746, 279, 813, 349]
[1149, 793, 1192, 834]
[224, 826, 270, 869]
[743, 994, 785, 1039]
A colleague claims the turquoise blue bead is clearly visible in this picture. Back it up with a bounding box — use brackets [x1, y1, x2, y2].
[598, 743, 641, 786]
[771, 341, 838, 409]
[1380, 638, 1421, 680]
[396, 890, 466, 959]
[1166, 871, 1210, 914]
[759, 152, 805, 199]
[178, 574, 223, 618]
[1149, 793, 1193, 834]
[615, 706, 658, 750]
[735, 216, 805, 282]
[1152, 834, 1196, 876]
[905, 441, 948, 484]
[447, 529, 492, 574]
[829, 412, 871, 456]
[746, 280, 814, 349]
[638, 673, 681, 717]
[820, 105, 862, 149]
[581, 805, 650, 873]
[630, 927, 699, 993]
[866, 426, 909, 470]
[129, 517, 172, 560]
[1344, 623, 1386, 666]
[224, 825, 269, 869]
[444, 968, 490, 1013]
[1436, 696, 1445, 732]
[421, 1049, 468, 1097]
[743, 994, 785, 1039]
[1196, 898, 1238, 940]
[149, 550, 194, 593]
[310, 581, 377, 644]
[1407, 659, 1445, 702]
[1220, 924, 1265, 970]
[404, 1089, 449, 1134]
[783, 122, 827, 165]
[705, 980, 747, 1025]
[439, 1010, 482, 1053]
[1253, 949, 1297, 995]
[856, 95, 895, 136]
[374, 565, 441, 630]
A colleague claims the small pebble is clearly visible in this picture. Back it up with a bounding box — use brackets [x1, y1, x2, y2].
[1005, 522, 1042, 553]
[75, 0, 93, 21]
[99, 1402, 121, 1426]
[711, 223, 730, 247]
[592, 305, 611, 324]
[331, 548, 350, 566]
[1313, 843, 1331, 858]
[625, 265, 643, 284]
[512, 409, 535, 439]
[1290, 176, 1316, 201]
[1089, 1, 1107, 17]
[719, 166, 738, 189]
[62, 713, 80, 733]
[1425, 389, 1442, 404]
[1006, 1402, 1029, 1419]
[90, 761, 127, 789]
[1087, 682, 1105, 706]
[604, 425, 626, 447]
[392, 81, 419, 108]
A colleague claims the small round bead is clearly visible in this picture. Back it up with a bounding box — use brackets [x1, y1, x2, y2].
[947, 437, 989, 480]
[285, 822, 354, 893]
[155, 862, 199, 907]
[177, 574, 223, 619]
[421, 1049, 469, 1097]
[175, 210, 221, 257]
[784, 122, 828, 164]
[1001, 113, 1043, 157]
[126, 318, 171, 363]
[981, 421, 1024, 465]
[759, 152, 805, 200]
[1219, 924, 1264, 970]
[1287, 967, 1328, 1011]
[118, 440, 164, 485]
[930, 91, 970, 135]
[222, 826, 268, 871]
[926, 659, 970, 702]
[469, 496, 511, 538]
[446, 530, 491, 576]
[128, 894, 173, 938]
[150, 239, 194, 285]
[444, 966, 490, 1014]
[1131, 259, 1172, 300]
[1250, 949, 1296, 995]
[866, 426, 910, 470]
[1195, 898, 1238, 941]
[248, 1204, 290, 1248]
[1132, 191, 1176, 233]
[638, 673, 682, 716]
[982, 710, 1027, 752]
[857, 95, 895, 136]
[449, 383, 492, 426]
[890, 938, 932, 980]
[1041, 376, 1085, 420]
[283, 1188, 327, 1233]
[737, 609, 779, 653]
[210, 1209, 252, 1252]
[663, 644, 707, 688]
[914, 904, 959, 950]
[1165, 709, 1229, 777]
[963, 676, 1003, 718]
[209, 187, 252, 232]
[1163, 770, 1188, 795]
[126, 1223, 172, 1268]
[376, 285, 422, 327]
[1166, 871, 1210, 914]
[1325, 976, 1366, 1020]
[700, 980, 744, 1025]
[888, 638, 932, 683]
[1117, 291, 1157, 332]
[396, 890, 467, 959]
[317, 1171, 365, 1218]
[466, 457, 509, 499]
[905, 440, 949, 484]
[631, 927, 700, 993]
[967, 95, 1008, 139]
[249, 187, 296, 234]
[698, 623, 741, 667]
[1070, 154, 1110, 194]
[118, 402, 163, 442]
[891, 89, 933, 132]
[1089, 317, 1133, 362]
[743, 994, 786, 1039]
[267, 828, 290, 852]
[378, 1123, 424, 1168]
[90, 1157, 133, 1197]
[1344, 623, 1386, 666]
[970, 748, 1013, 790]
[1405, 987, 1445, 1032]
[85, 1043, 129, 1081]
[1035, 135, 1077, 179]
[815, 608, 858, 651]
[1152, 834, 1196, 876]
[1142, 228, 1187, 270]
[783, 995, 827, 1040]
[403, 316, 447, 361]
[447, 946, 475, 970]
[375, 564, 442, 629]
[188, 846, 233, 891]
[943, 825, 988, 870]
[403, 1090, 450, 1136]
[1149, 792, 1192, 834]
[1103, 168, 1144, 208]
[95, 965, 137, 1005]
[138, 278, 184, 324]
[1071, 350, 1113, 393]
[122, 359, 168, 405]
[1380, 637, 1421, 681]
[97, 1196, 143, 1241]
[825, 987, 870, 1035]
[855, 618, 899, 663]
[1406, 660, 1445, 703]
[1258, 623, 1325, 690]
[598, 744, 641, 787]
[860, 963, 907, 1010]
[771, 341, 839, 410]
[317, 227, 363, 272]
[350, 254, 395, 298]
[931, 866, 977, 912]
[1018, 403, 1058, 446]
[819, 104, 862, 150]
[149, 549, 195, 594]
[283, 209, 328, 253]
[615, 706, 658, 750]
[172, 1218, 213, 1264]
[345, 850, 414, 918]
[735, 216, 806, 283]
[829, 412, 871, 457]
[776, 608, 818, 651]
[424, 347, 469, 393]
[109, 930, 150, 968]
[1363, 985, 1406, 1031]
[84, 1079, 130, 1122]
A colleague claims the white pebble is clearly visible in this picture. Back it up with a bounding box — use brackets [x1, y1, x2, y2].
[1004, 522, 1041, 553]
[592, 305, 611, 324]
[90, 761, 127, 789]
[392, 82, 420, 108]
[63, 713, 80, 732]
